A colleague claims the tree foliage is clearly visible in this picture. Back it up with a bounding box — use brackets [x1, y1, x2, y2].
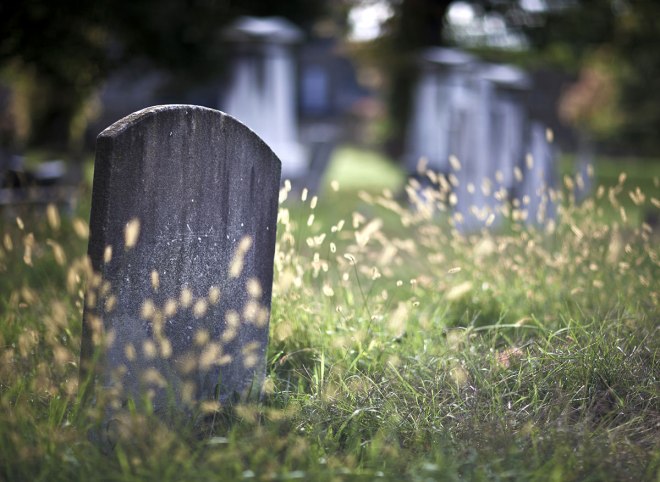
[519, 0, 660, 154]
[2, 0, 659, 155]
[350, 0, 660, 156]
[0, 0, 327, 152]
[0, 0, 110, 151]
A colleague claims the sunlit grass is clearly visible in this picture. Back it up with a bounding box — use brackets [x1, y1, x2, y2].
[0, 149, 658, 481]
[321, 145, 406, 192]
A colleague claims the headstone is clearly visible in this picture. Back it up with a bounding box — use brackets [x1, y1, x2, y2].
[220, 17, 306, 181]
[480, 64, 530, 195]
[454, 64, 530, 230]
[404, 48, 555, 230]
[451, 64, 493, 230]
[81, 105, 281, 422]
[404, 48, 475, 176]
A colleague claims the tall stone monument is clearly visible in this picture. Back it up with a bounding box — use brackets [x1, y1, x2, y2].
[220, 17, 306, 181]
[404, 48, 476, 176]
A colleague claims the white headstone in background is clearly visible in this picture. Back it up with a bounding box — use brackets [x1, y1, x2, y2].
[480, 64, 530, 195]
[220, 17, 306, 180]
[404, 48, 475, 175]
[404, 48, 557, 230]
[454, 64, 493, 231]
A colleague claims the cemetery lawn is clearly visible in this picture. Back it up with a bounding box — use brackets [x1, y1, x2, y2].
[1, 151, 658, 481]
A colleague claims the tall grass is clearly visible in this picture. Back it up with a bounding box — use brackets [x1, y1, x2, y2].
[0, 153, 658, 481]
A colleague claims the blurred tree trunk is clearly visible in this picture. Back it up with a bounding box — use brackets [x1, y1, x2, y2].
[385, 0, 452, 158]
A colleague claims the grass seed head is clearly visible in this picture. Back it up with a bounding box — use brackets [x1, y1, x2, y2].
[124, 218, 140, 249]
[229, 236, 253, 278]
[208, 285, 221, 305]
[180, 287, 193, 308]
[151, 270, 160, 290]
[46, 204, 61, 230]
[193, 298, 208, 318]
[73, 218, 89, 239]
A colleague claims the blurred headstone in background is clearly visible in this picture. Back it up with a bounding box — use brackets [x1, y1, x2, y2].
[404, 47, 557, 230]
[1, 91, 78, 214]
[455, 63, 531, 230]
[481, 64, 530, 196]
[404, 48, 475, 177]
[219, 17, 306, 183]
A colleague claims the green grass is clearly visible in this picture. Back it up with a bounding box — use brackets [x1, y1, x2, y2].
[321, 146, 406, 192]
[0, 148, 658, 481]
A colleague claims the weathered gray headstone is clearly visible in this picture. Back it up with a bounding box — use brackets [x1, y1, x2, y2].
[81, 105, 281, 420]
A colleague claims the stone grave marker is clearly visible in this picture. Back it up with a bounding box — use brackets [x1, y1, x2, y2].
[81, 105, 281, 422]
[481, 64, 530, 196]
[404, 48, 475, 176]
[220, 17, 306, 181]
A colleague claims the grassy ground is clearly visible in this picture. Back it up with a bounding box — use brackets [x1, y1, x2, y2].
[0, 147, 658, 481]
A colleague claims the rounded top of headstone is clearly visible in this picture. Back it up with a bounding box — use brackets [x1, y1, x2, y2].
[99, 105, 180, 138]
[421, 47, 476, 67]
[479, 64, 531, 90]
[97, 105, 280, 166]
[99, 105, 223, 138]
[224, 16, 304, 44]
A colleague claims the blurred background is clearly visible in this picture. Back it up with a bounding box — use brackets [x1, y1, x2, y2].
[1, 0, 659, 204]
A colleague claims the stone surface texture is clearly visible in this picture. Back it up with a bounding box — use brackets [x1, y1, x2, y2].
[81, 105, 281, 414]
